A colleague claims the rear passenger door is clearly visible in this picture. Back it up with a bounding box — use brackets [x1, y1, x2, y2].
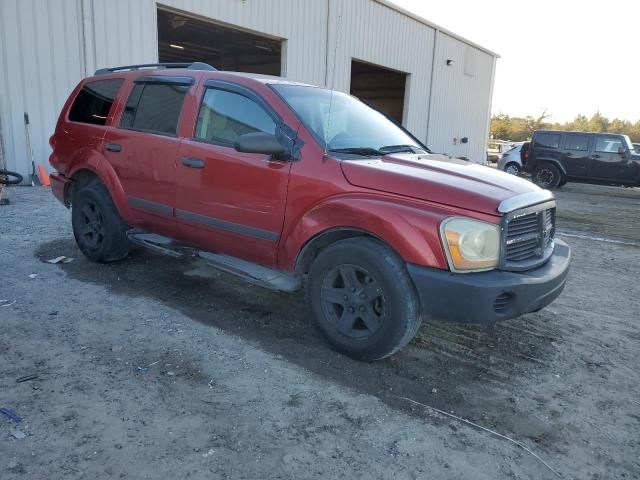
[102, 75, 193, 233]
[561, 133, 591, 178]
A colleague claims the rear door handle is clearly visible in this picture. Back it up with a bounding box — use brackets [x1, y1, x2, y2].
[105, 143, 121, 152]
[591, 154, 601, 159]
[181, 157, 205, 169]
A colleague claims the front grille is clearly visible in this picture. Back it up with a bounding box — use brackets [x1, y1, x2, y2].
[502, 206, 555, 270]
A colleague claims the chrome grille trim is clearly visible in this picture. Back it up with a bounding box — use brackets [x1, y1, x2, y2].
[500, 200, 556, 272]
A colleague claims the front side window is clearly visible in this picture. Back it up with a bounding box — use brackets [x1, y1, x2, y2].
[594, 136, 624, 153]
[535, 133, 561, 149]
[69, 79, 123, 126]
[564, 135, 589, 151]
[120, 83, 188, 135]
[272, 84, 426, 155]
[194, 89, 276, 145]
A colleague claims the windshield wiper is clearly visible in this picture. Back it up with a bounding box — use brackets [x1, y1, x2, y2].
[328, 147, 383, 157]
[379, 144, 428, 154]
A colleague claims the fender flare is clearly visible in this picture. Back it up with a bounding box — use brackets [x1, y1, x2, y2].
[279, 195, 451, 272]
[534, 158, 567, 176]
[68, 151, 134, 223]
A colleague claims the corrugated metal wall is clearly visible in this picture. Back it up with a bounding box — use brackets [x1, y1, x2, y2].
[326, 0, 434, 145]
[427, 33, 497, 163]
[0, 0, 496, 177]
[0, 0, 85, 178]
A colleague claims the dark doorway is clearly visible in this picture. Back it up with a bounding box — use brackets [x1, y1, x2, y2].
[350, 60, 407, 125]
[157, 9, 282, 76]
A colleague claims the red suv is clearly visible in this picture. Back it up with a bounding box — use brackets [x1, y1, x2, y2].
[49, 62, 571, 360]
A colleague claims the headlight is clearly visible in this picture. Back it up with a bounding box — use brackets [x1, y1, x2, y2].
[440, 217, 500, 272]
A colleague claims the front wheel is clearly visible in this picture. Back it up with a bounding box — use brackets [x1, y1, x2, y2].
[533, 164, 562, 189]
[307, 238, 422, 361]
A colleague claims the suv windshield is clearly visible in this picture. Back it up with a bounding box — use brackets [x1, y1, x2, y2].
[272, 84, 426, 155]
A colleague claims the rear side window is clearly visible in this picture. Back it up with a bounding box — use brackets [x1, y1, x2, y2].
[69, 79, 123, 126]
[564, 135, 590, 151]
[535, 133, 561, 149]
[195, 88, 276, 145]
[120, 83, 188, 135]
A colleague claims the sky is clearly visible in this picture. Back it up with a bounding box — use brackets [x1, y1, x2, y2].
[391, 0, 639, 123]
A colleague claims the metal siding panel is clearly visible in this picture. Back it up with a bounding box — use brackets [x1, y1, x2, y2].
[326, 0, 434, 140]
[427, 33, 494, 163]
[0, 0, 84, 177]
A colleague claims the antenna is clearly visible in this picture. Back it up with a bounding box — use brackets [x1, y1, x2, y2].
[324, 3, 342, 158]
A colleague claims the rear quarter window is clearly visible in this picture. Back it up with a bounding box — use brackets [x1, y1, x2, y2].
[534, 133, 561, 149]
[68, 79, 123, 126]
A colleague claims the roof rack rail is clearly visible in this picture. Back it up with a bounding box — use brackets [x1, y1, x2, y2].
[94, 62, 216, 75]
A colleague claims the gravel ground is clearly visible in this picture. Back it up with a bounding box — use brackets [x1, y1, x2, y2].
[1, 183, 639, 479]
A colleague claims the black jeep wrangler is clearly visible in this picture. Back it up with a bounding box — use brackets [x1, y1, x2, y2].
[524, 130, 640, 189]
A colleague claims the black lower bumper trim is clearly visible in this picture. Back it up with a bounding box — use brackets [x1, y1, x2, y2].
[407, 240, 571, 323]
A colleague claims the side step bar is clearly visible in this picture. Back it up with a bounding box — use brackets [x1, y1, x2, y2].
[198, 251, 301, 293]
[127, 230, 301, 293]
[127, 230, 183, 258]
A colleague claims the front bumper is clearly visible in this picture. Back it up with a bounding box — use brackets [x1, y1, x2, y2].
[50, 172, 72, 207]
[407, 239, 571, 323]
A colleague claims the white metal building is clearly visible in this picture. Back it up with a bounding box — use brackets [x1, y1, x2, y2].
[0, 0, 498, 179]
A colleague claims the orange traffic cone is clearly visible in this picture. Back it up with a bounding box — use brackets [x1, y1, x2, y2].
[37, 164, 50, 187]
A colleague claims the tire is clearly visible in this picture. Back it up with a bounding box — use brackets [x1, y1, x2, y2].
[0, 170, 23, 185]
[558, 179, 567, 188]
[71, 180, 132, 262]
[504, 162, 521, 176]
[307, 238, 422, 361]
[532, 163, 562, 189]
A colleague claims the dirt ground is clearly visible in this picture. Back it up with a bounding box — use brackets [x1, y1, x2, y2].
[1, 183, 639, 479]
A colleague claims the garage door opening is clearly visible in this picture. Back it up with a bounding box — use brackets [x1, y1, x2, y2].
[350, 60, 407, 125]
[157, 9, 282, 76]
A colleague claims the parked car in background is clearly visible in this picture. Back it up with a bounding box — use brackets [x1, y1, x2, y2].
[523, 130, 640, 189]
[48, 63, 571, 361]
[487, 140, 515, 163]
[497, 142, 526, 175]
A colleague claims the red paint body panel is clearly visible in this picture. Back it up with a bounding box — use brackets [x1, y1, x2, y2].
[49, 68, 538, 274]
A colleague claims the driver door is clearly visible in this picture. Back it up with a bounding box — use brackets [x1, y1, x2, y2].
[175, 83, 295, 267]
[590, 135, 629, 182]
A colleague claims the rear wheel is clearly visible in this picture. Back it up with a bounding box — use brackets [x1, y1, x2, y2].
[504, 162, 521, 176]
[533, 164, 562, 189]
[71, 181, 132, 262]
[307, 238, 422, 361]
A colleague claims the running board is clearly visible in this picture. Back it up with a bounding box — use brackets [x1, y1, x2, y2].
[126, 229, 301, 292]
[198, 251, 301, 293]
[127, 230, 183, 258]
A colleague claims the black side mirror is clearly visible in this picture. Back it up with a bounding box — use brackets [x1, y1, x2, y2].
[234, 132, 288, 159]
[617, 146, 628, 159]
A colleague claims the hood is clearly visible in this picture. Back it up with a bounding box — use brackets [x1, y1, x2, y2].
[340, 153, 542, 215]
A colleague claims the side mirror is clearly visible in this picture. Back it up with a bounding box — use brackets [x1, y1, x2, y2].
[234, 132, 288, 159]
[617, 146, 628, 159]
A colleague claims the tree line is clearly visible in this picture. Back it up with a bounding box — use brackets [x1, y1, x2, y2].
[490, 111, 640, 143]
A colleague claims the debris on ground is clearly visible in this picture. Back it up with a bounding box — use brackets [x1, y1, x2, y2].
[10, 429, 27, 439]
[16, 374, 38, 383]
[0, 408, 23, 422]
[1, 299, 16, 307]
[28, 274, 38, 279]
[45, 256, 73, 264]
